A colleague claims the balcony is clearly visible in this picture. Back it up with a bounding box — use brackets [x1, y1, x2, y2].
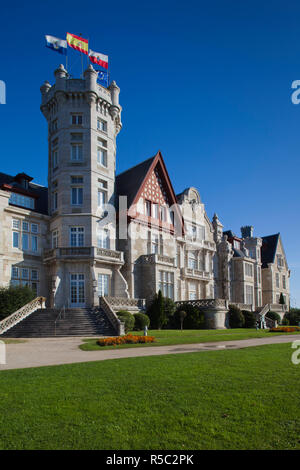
[43, 246, 124, 264]
[182, 267, 213, 281]
[140, 253, 175, 266]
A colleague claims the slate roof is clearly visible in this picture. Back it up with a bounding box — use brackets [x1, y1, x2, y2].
[0, 172, 48, 215]
[261, 233, 280, 268]
[115, 155, 156, 208]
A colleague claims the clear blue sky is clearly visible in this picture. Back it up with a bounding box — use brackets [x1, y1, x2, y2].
[0, 0, 299, 306]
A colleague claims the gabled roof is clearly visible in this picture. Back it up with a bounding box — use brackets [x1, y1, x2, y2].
[261, 233, 280, 268]
[116, 156, 155, 209]
[0, 171, 48, 215]
[116, 150, 179, 210]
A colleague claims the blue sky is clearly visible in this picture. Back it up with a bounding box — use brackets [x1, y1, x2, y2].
[0, 0, 299, 305]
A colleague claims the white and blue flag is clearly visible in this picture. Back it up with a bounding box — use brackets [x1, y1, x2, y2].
[45, 35, 67, 55]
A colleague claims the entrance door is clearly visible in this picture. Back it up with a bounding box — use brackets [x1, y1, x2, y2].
[70, 274, 85, 307]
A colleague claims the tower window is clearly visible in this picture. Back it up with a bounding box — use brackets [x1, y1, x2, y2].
[71, 144, 83, 161]
[97, 118, 107, 132]
[71, 115, 83, 125]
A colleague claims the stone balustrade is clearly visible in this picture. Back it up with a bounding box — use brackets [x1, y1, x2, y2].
[99, 296, 125, 336]
[139, 254, 175, 266]
[0, 297, 46, 335]
[44, 246, 123, 263]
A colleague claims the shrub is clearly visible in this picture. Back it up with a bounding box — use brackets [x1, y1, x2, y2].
[267, 311, 282, 324]
[133, 312, 150, 331]
[279, 293, 285, 305]
[228, 304, 245, 328]
[242, 310, 256, 328]
[172, 304, 205, 329]
[116, 311, 135, 333]
[284, 309, 300, 326]
[0, 285, 36, 320]
[146, 290, 167, 329]
[97, 334, 155, 347]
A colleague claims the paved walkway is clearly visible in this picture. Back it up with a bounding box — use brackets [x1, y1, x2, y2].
[1, 334, 299, 371]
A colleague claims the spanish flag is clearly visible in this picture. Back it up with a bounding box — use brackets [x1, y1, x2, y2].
[67, 32, 88, 55]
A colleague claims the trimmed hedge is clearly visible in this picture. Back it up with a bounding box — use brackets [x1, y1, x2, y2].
[116, 311, 135, 333]
[228, 304, 245, 328]
[134, 313, 150, 331]
[172, 304, 205, 330]
[267, 311, 282, 324]
[242, 310, 256, 329]
[0, 286, 35, 320]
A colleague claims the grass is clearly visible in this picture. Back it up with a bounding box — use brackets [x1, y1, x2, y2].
[80, 328, 300, 351]
[0, 343, 300, 449]
[0, 339, 27, 344]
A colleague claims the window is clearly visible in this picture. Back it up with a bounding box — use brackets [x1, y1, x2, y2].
[71, 143, 83, 161]
[170, 210, 175, 226]
[52, 230, 59, 248]
[245, 285, 254, 305]
[198, 225, 205, 241]
[11, 267, 19, 279]
[151, 234, 159, 254]
[98, 274, 109, 296]
[188, 251, 197, 270]
[160, 205, 167, 222]
[71, 187, 83, 205]
[71, 114, 83, 125]
[31, 223, 38, 234]
[12, 219, 20, 230]
[282, 275, 286, 289]
[187, 224, 197, 240]
[159, 271, 174, 299]
[97, 138, 107, 167]
[9, 193, 35, 210]
[22, 221, 29, 232]
[152, 203, 159, 219]
[98, 180, 107, 207]
[71, 176, 83, 185]
[22, 233, 29, 251]
[97, 118, 107, 132]
[53, 192, 58, 211]
[70, 227, 84, 247]
[31, 270, 38, 281]
[233, 240, 241, 250]
[245, 263, 253, 277]
[31, 235, 38, 252]
[275, 272, 280, 288]
[97, 229, 110, 249]
[188, 282, 197, 300]
[52, 150, 58, 169]
[277, 255, 284, 268]
[145, 200, 151, 217]
[21, 268, 29, 280]
[12, 231, 19, 248]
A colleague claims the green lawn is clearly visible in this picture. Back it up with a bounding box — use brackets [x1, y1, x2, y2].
[80, 328, 300, 351]
[0, 343, 300, 449]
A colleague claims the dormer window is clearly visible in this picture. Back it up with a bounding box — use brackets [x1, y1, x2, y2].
[9, 193, 35, 210]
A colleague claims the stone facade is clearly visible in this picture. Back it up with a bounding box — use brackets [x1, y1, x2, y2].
[0, 65, 291, 316]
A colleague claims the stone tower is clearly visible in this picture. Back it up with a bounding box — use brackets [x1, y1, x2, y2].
[40, 64, 128, 308]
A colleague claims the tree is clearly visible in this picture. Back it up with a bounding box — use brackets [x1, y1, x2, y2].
[178, 310, 187, 330]
[146, 290, 167, 329]
[279, 293, 285, 305]
[228, 304, 245, 328]
[0, 285, 35, 320]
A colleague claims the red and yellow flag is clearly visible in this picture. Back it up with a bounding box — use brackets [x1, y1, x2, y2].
[66, 32, 88, 55]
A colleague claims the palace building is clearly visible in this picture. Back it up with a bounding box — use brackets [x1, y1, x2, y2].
[0, 64, 290, 334]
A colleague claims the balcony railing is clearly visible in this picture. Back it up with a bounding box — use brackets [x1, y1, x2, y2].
[43, 246, 123, 263]
[182, 267, 212, 280]
[140, 253, 175, 266]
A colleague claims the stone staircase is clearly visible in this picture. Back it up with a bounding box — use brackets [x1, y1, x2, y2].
[0, 307, 116, 338]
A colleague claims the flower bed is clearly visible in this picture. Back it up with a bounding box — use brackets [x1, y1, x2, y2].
[269, 326, 300, 333]
[97, 334, 156, 347]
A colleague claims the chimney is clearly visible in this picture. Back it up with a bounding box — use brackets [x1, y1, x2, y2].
[241, 226, 254, 239]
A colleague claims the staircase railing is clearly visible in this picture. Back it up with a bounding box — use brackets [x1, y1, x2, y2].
[99, 296, 125, 336]
[54, 305, 66, 336]
[0, 297, 46, 335]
